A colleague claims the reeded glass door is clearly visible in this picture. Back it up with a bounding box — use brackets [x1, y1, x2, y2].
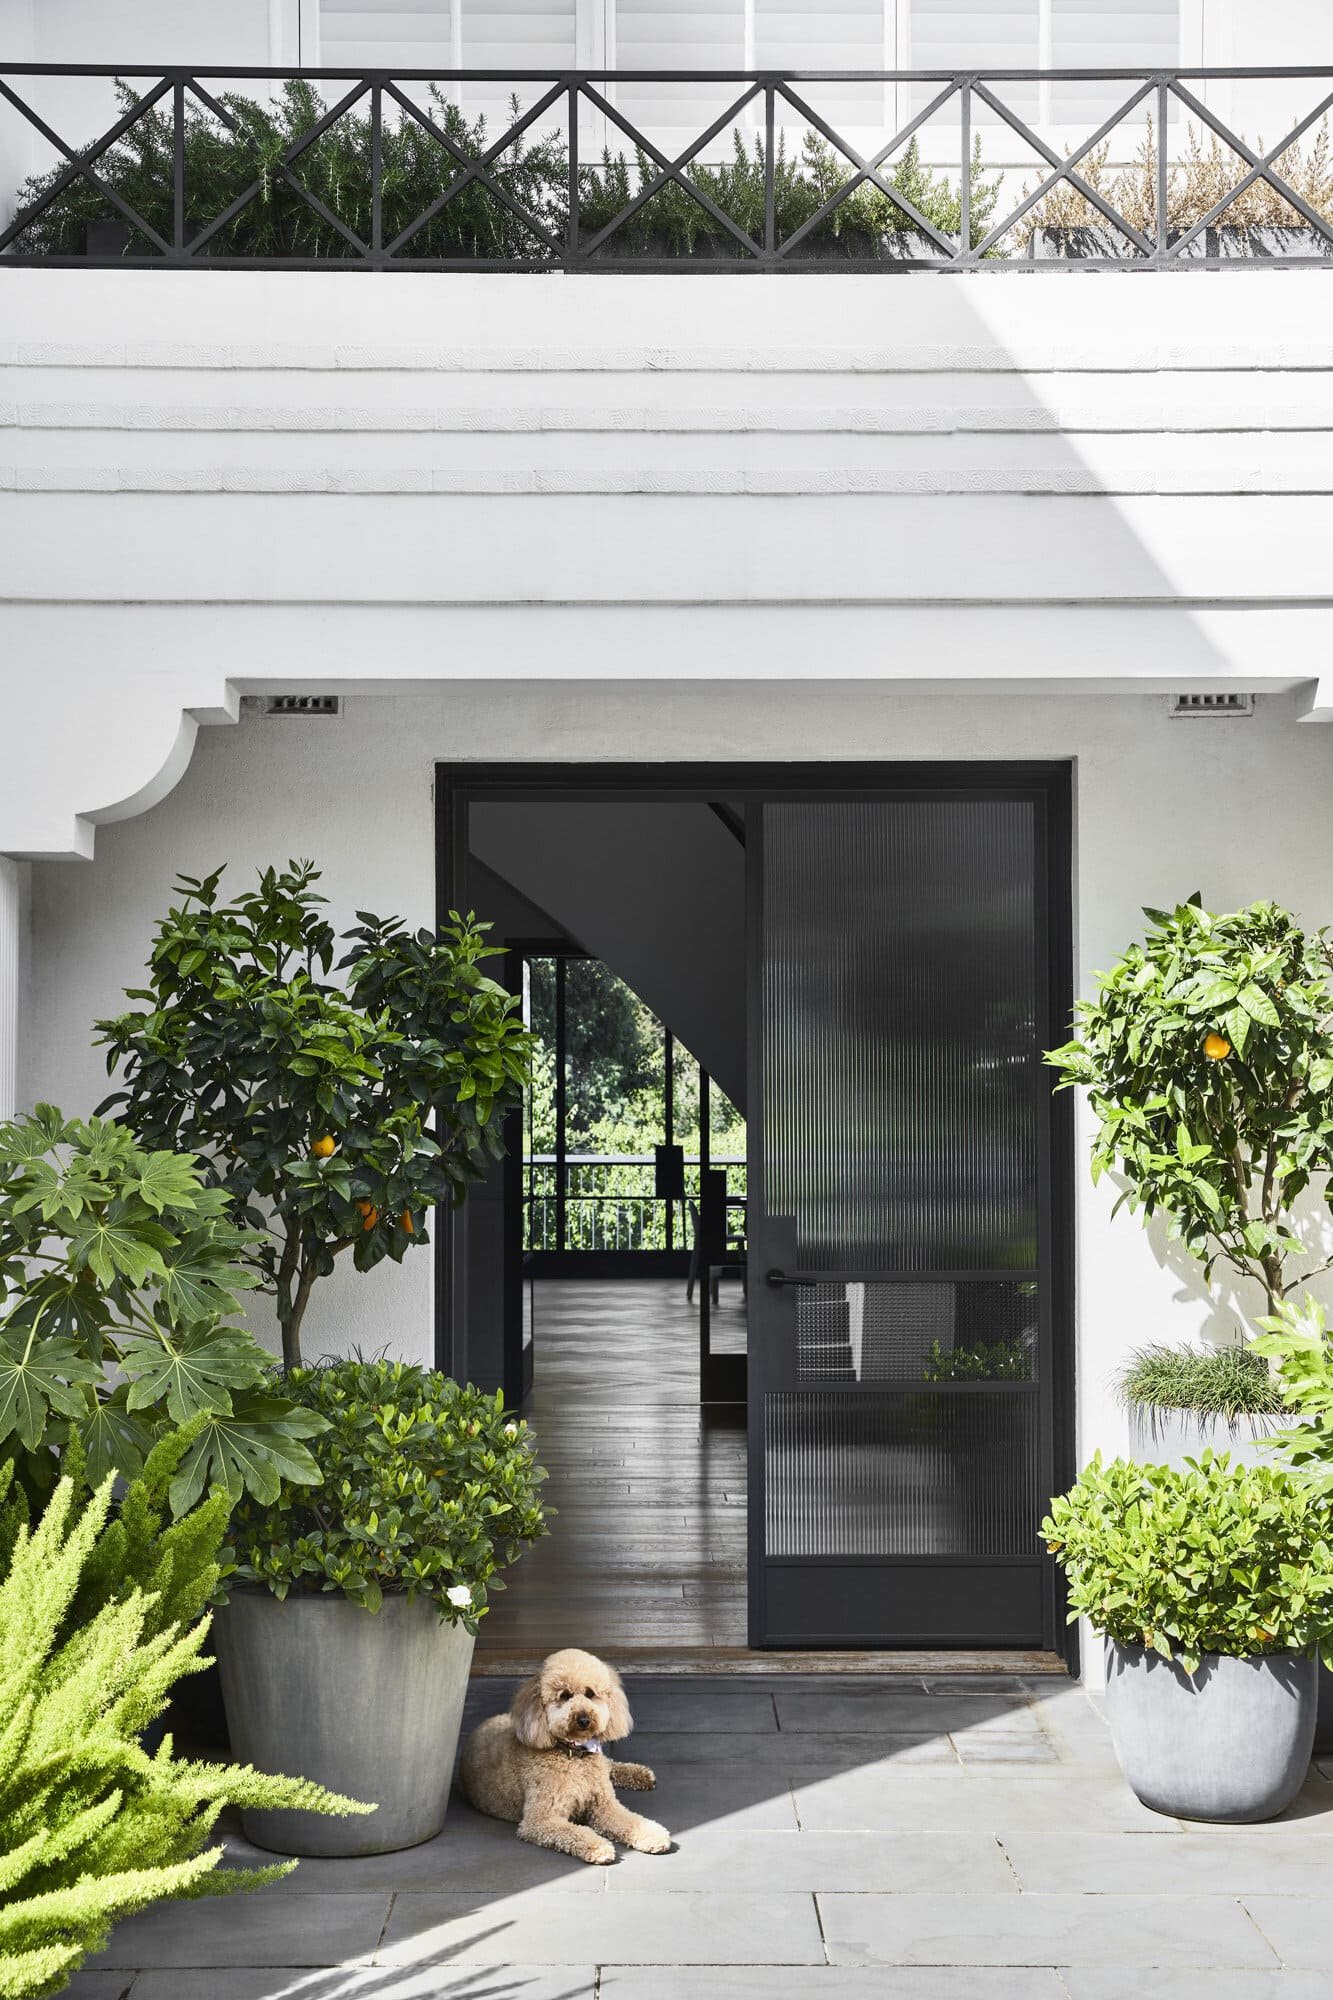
[747, 786, 1066, 1649]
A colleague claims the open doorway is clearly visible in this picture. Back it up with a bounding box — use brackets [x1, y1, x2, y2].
[436, 764, 1075, 1671]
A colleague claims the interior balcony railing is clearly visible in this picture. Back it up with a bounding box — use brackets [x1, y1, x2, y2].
[524, 1153, 747, 1256]
[2, 64, 1332, 269]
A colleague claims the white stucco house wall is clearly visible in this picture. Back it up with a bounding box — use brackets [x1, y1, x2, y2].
[2, 0, 1333, 1671]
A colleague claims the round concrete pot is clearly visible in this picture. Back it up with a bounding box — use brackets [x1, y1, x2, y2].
[214, 1588, 475, 1856]
[1103, 1639, 1316, 1823]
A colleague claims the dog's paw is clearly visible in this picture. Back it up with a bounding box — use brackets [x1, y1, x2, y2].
[614, 1761, 656, 1792]
[627, 1817, 672, 1855]
[584, 1836, 617, 1865]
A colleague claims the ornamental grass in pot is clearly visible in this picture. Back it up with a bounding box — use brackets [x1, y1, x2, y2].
[216, 1357, 548, 1857]
[1044, 1451, 1333, 1822]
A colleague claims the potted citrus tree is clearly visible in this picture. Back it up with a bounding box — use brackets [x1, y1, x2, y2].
[1046, 895, 1333, 1461]
[94, 859, 536, 1783]
[218, 1357, 548, 1856]
[96, 858, 533, 1368]
[1044, 1451, 1333, 1821]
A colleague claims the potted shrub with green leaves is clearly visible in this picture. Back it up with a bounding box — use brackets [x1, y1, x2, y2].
[217, 1357, 548, 1856]
[1044, 1451, 1333, 1821]
[1047, 895, 1333, 1458]
[0, 1455, 367, 2000]
[97, 859, 532, 1368]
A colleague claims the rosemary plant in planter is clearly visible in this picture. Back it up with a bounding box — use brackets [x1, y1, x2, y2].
[1044, 1452, 1333, 1821]
[217, 1358, 548, 1856]
[1046, 895, 1333, 1455]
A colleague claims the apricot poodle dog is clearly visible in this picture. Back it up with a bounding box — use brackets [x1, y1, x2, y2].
[459, 1647, 671, 1864]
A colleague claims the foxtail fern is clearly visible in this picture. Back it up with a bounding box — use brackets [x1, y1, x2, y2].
[0, 1469, 370, 1999]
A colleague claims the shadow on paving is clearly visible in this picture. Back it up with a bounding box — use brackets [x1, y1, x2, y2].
[67, 1673, 1333, 2000]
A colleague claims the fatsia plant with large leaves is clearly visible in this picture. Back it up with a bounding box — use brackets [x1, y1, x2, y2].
[1045, 897, 1333, 1325]
[96, 859, 533, 1367]
[0, 1106, 323, 1514]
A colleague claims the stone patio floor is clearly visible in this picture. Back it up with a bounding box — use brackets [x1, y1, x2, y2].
[65, 1673, 1333, 2000]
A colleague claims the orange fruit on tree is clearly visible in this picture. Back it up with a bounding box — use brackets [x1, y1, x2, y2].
[401, 1210, 414, 1235]
[311, 1134, 336, 1159]
[361, 1205, 379, 1231]
[355, 1198, 374, 1217]
[1203, 1032, 1231, 1061]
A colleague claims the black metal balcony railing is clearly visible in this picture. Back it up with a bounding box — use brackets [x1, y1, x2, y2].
[524, 1154, 746, 1254]
[1, 65, 1332, 270]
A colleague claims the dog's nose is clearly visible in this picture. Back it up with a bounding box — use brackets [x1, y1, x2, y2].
[574, 1710, 592, 1730]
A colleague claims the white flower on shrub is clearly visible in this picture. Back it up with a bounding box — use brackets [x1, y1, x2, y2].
[504, 1423, 518, 1438]
[446, 1584, 472, 1609]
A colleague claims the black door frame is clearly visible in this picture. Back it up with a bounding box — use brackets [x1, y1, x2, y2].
[435, 759, 1076, 1665]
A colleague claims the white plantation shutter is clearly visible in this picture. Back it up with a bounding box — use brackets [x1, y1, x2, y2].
[612, 0, 747, 141]
[1049, 0, 1180, 126]
[319, 0, 576, 128]
[462, 0, 579, 72]
[907, 1, 1041, 121]
[318, 0, 456, 71]
[755, 0, 889, 131]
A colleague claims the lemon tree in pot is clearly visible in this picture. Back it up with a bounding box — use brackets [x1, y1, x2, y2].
[217, 1357, 548, 1856]
[1046, 896, 1333, 1461]
[1044, 1451, 1333, 1821]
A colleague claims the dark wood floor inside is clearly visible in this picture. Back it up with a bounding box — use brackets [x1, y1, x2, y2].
[474, 1277, 1065, 1679]
[476, 1277, 749, 1667]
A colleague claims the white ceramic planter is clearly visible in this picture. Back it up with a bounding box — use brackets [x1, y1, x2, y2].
[1127, 1406, 1283, 1471]
[215, 1588, 475, 1856]
[1104, 1639, 1316, 1823]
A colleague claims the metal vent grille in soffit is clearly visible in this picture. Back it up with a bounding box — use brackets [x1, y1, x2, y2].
[1169, 692, 1254, 718]
[264, 695, 341, 718]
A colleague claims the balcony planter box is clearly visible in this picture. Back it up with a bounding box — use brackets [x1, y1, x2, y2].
[1104, 1639, 1317, 1822]
[1029, 224, 1333, 261]
[214, 1587, 474, 1856]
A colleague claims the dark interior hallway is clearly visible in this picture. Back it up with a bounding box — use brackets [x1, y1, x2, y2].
[475, 1276, 748, 1669]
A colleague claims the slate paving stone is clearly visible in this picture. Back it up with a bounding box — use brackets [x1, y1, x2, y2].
[791, 1770, 1166, 1832]
[85, 1894, 392, 1969]
[951, 1734, 1060, 1765]
[224, 1813, 607, 1895]
[1002, 1830, 1333, 1895]
[378, 1889, 826, 1966]
[1063, 1977, 1333, 2000]
[127, 1972, 597, 2000]
[816, 1890, 1279, 1968]
[601, 1972, 1067, 2000]
[774, 1691, 1033, 1735]
[1242, 1895, 1333, 1967]
[642, 1770, 801, 1831]
[629, 1728, 959, 1769]
[614, 1688, 780, 1733]
[606, 1828, 1016, 1893]
[59, 1977, 134, 2000]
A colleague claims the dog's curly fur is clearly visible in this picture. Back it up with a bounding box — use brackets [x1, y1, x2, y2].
[459, 1647, 671, 1864]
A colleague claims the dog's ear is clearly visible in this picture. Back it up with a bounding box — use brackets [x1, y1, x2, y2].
[603, 1669, 633, 1744]
[511, 1675, 555, 1750]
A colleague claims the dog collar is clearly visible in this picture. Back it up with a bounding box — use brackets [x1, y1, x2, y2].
[556, 1740, 603, 1759]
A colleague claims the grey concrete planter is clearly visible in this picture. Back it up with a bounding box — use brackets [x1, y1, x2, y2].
[1104, 1639, 1316, 1822]
[214, 1588, 475, 1856]
[1127, 1406, 1283, 1471]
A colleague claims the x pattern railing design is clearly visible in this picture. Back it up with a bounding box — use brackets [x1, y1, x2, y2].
[2, 65, 1332, 269]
